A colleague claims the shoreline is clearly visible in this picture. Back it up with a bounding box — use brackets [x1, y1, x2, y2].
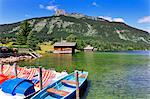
[0, 54, 33, 64]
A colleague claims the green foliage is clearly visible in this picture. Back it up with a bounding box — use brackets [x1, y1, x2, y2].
[27, 30, 39, 50]
[76, 39, 86, 50]
[17, 33, 27, 45]
[66, 34, 77, 42]
[0, 37, 10, 44]
[0, 33, 16, 44]
[51, 38, 58, 45]
[12, 45, 29, 48]
[17, 21, 32, 45]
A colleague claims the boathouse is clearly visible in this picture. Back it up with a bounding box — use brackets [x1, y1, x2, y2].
[84, 45, 94, 52]
[53, 42, 76, 54]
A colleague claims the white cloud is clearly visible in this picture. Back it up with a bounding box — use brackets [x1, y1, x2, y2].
[39, 4, 44, 9]
[25, 14, 30, 17]
[113, 18, 125, 22]
[46, 5, 57, 11]
[92, 2, 98, 7]
[138, 16, 150, 23]
[98, 16, 125, 22]
[39, 4, 58, 11]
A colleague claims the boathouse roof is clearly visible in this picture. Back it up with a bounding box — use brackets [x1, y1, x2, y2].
[53, 42, 76, 47]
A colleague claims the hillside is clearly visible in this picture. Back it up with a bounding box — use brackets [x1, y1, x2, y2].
[0, 14, 150, 51]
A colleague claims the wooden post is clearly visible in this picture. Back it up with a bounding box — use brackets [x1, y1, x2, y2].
[39, 66, 43, 90]
[14, 63, 17, 78]
[0, 63, 4, 74]
[75, 70, 80, 99]
[0, 64, 1, 74]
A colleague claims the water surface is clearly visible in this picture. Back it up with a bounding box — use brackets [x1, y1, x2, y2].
[19, 51, 150, 99]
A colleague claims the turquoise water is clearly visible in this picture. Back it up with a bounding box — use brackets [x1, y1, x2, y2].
[19, 51, 150, 99]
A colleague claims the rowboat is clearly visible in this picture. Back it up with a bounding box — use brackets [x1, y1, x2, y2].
[31, 71, 88, 99]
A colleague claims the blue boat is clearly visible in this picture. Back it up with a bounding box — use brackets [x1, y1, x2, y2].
[31, 71, 88, 99]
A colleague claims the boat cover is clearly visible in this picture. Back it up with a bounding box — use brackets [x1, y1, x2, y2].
[0, 74, 8, 85]
[0, 74, 14, 87]
[1, 78, 35, 96]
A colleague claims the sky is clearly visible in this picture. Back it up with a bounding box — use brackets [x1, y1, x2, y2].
[0, 0, 150, 32]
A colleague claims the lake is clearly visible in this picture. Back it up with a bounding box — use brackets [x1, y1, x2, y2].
[18, 51, 150, 99]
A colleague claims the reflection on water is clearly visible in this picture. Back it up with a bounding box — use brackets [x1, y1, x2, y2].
[19, 51, 150, 99]
[47, 54, 73, 66]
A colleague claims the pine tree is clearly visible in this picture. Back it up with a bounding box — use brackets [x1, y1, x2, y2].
[27, 30, 39, 50]
[66, 34, 77, 42]
[17, 21, 32, 45]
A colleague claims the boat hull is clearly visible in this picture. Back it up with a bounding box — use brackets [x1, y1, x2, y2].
[31, 71, 88, 99]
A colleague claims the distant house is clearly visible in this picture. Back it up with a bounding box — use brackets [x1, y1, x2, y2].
[84, 45, 94, 52]
[53, 42, 76, 54]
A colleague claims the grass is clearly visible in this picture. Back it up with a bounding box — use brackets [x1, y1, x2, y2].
[36, 42, 54, 54]
[0, 42, 54, 54]
[0, 42, 14, 47]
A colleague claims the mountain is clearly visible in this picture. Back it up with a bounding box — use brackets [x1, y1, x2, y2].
[0, 14, 150, 50]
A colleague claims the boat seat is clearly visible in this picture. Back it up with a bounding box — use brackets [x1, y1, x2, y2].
[73, 74, 87, 78]
[47, 88, 69, 96]
[79, 74, 87, 78]
[61, 80, 77, 85]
